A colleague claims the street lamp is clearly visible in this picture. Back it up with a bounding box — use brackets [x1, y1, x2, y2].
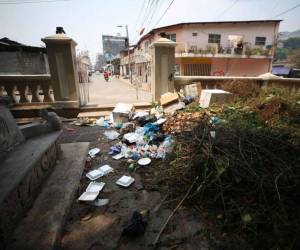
[117, 25, 136, 98]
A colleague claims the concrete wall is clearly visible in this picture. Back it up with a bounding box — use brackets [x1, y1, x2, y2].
[180, 22, 279, 51]
[0, 51, 49, 75]
[211, 58, 271, 76]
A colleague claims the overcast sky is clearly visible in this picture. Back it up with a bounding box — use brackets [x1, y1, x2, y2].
[1, 0, 300, 63]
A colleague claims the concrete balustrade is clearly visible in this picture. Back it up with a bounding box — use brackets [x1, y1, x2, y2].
[174, 76, 300, 93]
[0, 75, 54, 104]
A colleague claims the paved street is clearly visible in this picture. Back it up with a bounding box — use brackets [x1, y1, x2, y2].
[88, 74, 151, 106]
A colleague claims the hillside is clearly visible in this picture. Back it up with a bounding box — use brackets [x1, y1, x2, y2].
[279, 30, 300, 40]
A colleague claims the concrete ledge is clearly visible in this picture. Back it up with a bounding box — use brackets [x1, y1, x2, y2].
[8, 142, 89, 250]
[0, 131, 62, 246]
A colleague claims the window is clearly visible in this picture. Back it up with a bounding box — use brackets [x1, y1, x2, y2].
[208, 34, 221, 44]
[165, 33, 176, 42]
[192, 32, 198, 37]
[144, 41, 149, 52]
[255, 37, 266, 46]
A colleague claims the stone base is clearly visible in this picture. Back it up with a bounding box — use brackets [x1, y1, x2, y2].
[7, 142, 89, 250]
[0, 131, 61, 247]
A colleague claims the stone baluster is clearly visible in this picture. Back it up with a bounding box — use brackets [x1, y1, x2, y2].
[17, 82, 28, 103]
[4, 84, 14, 101]
[29, 83, 40, 103]
[41, 80, 53, 102]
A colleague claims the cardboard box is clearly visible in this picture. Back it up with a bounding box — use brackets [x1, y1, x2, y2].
[160, 92, 179, 106]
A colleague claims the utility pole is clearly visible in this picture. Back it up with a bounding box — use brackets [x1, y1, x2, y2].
[118, 25, 137, 100]
[125, 25, 132, 84]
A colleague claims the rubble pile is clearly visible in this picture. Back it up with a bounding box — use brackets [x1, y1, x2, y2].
[162, 111, 209, 134]
[152, 87, 300, 249]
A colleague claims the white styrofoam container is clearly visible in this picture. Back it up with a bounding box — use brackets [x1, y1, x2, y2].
[86, 182, 105, 193]
[199, 89, 231, 108]
[86, 169, 104, 180]
[98, 165, 114, 175]
[116, 175, 135, 187]
[78, 191, 99, 201]
[112, 103, 135, 123]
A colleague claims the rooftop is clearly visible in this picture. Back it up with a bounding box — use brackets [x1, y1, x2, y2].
[136, 19, 282, 46]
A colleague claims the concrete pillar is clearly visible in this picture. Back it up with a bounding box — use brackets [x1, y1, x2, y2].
[150, 38, 176, 101]
[42, 33, 80, 108]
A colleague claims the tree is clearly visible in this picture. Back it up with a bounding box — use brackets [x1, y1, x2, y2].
[289, 48, 300, 68]
[283, 37, 300, 50]
[274, 48, 289, 61]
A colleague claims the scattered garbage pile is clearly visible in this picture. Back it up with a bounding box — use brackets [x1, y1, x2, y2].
[153, 87, 300, 249]
[75, 103, 176, 208]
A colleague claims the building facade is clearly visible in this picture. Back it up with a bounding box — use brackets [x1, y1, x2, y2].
[102, 35, 127, 62]
[120, 20, 281, 89]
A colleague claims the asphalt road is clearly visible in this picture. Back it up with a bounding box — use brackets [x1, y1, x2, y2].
[88, 74, 151, 106]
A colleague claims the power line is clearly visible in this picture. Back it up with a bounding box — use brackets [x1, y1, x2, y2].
[271, 2, 300, 18]
[139, 0, 155, 30]
[0, 0, 71, 4]
[153, 0, 175, 28]
[133, 0, 147, 31]
[133, 0, 157, 42]
[144, 0, 160, 32]
[215, 0, 239, 20]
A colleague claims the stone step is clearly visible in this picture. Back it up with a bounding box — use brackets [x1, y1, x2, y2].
[7, 142, 89, 250]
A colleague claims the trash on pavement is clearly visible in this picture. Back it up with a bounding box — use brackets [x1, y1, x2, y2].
[182, 96, 195, 105]
[116, 175, 135, 187]
[164, 102, 186, 115]
[95, 117, 110, 128]
[128, 163, 135, 173]
[160, 92, 179, 106]
[88, 148, 100, 158]
[113, 153, 124, 160]
[210, 131, 216, 138]
[78, 191, 99, 201]
[98, 164, 114, 175]
[86, 169, 104, 180]
[109, 145, 121, 155]
[138, 157, 151, 166]
[133, 111, 149, 120]
[88, 198, 109, 207]
[199, 89, 231, 108]
[123, 132, 142, 144]
[104, 130, 120, 140]
[122, 211, 148, 237]
[112, 103, 135, 123]
[153, 118, 167, 125]
[210, 116, 221, 125]
[183, 83, 199, 98]
[120, 122, 136, 134]
[150, 106, 164, 119]
[86, 181, 105, 193]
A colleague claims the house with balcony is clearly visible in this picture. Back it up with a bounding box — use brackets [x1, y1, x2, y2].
[120, 20, 281, 88]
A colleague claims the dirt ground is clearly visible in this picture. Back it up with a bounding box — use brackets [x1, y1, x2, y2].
[58, 123, 208, 250]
